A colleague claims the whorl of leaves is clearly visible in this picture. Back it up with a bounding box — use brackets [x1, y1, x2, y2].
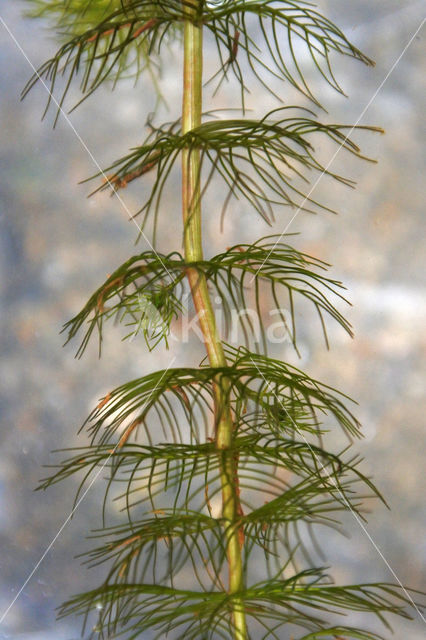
[84, 108, 382, 235]
[57, 575, 413, 640]
[55, 344, 360, 446]
[24, 0, 375, 119]
[62, 235, 353, 356]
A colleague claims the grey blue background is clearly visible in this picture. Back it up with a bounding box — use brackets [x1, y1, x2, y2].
[0, 1, 425, 638]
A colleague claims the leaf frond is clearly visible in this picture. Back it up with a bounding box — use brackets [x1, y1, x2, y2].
[55, 342, 361, 448]
[63, 235, 354, 357]
[87, 108, 382, 227]
[57, 574, 415, 640]
[22, 0, 189, 121]
[203, 0, 375, 109]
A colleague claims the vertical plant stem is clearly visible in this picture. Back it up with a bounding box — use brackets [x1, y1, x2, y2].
[181, 2, 247, 638]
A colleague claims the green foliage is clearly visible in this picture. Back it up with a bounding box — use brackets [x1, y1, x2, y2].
[25, 1, 422, 639]
[57, 578, 413, 640]
[83, 109, 382, 237]
[24, 0, 375, 115]
[62, 237, 354, 356]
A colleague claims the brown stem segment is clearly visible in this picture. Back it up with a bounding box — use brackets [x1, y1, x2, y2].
[181, 2, 247, 638]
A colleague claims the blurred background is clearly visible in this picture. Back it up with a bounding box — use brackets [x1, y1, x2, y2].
[0, 1, 425, 638]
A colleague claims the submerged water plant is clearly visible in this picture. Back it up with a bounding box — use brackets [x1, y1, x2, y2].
[24, 1, 422, 638]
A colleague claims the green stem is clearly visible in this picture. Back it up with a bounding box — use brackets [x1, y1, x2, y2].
[181, 3, 247, 639]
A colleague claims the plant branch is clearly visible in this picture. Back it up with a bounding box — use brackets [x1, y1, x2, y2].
[181, 1, 247, 637]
